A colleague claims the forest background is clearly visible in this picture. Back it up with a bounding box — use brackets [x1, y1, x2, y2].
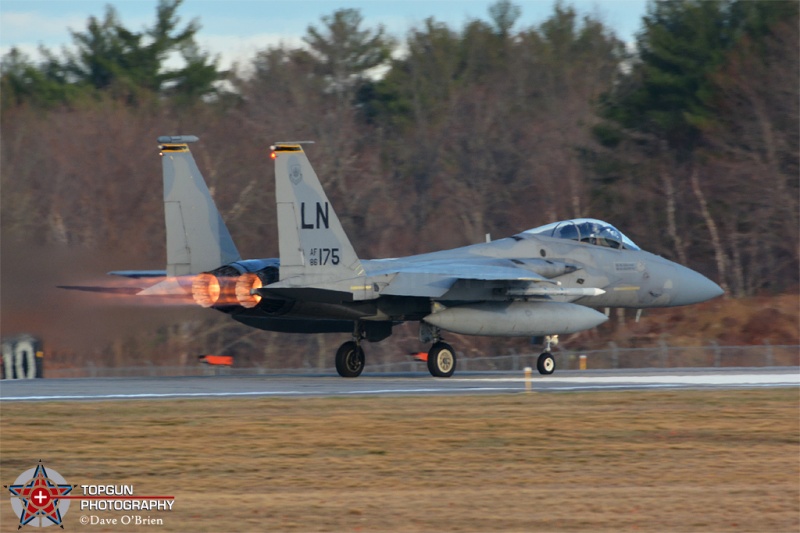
[1, 0, 797, 370]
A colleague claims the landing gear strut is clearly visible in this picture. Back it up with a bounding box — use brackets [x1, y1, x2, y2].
[536, 335, 558, 375]
[420, 323, 457, 378]
[335, 323, 366, 378]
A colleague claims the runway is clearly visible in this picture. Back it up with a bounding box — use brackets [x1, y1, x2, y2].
[1, 367, 797, 401]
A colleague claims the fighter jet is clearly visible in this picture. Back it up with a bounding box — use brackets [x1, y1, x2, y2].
[76, 136, 724, 378]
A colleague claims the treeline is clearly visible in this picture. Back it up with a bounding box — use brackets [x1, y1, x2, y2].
[2, 0, 797, 365]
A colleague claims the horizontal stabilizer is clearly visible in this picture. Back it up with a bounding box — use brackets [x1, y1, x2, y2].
[108, 270, 167, 279]
[58, 279, 192, 299]
[57, 285, 143, 295]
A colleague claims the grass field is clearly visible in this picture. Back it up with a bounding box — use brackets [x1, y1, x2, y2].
[1, 389, 798, 532]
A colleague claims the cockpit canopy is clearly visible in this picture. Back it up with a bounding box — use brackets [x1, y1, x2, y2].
[523, 218, 640, 250]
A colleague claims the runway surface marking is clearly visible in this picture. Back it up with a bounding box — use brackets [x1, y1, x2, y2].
[1, 387, 514, 402]
[1, 369, 797, 401]
[453, 373, 800, 386]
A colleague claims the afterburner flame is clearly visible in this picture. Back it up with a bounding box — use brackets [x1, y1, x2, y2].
[235, 273, 263, 308]
[192, 273, 221, 308]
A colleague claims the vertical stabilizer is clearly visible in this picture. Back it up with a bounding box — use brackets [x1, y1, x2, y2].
[159, 136, 241, 276]
[273, 143, 364, 282]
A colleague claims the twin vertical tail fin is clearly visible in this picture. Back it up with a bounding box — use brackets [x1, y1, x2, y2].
[156, 138, 360, 294]
[159, 136, 241, 276]
[272, 143, 364, 283]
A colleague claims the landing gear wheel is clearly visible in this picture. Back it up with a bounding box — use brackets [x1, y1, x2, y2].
[427, 342, 456, 378]
[537, 352, 556, 375]
[336, 341, 365, 378]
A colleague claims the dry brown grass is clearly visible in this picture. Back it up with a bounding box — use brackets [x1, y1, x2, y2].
[1, 390, 798, 532]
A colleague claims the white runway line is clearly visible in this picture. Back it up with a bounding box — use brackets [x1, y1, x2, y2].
[0, 387, 515, 401]
[452, 373, 800, 386]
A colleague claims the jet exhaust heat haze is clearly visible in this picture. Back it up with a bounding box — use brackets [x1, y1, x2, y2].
[62, 136, 724, 378]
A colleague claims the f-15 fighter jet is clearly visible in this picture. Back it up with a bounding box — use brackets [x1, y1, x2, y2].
[77, 136, 724, 378]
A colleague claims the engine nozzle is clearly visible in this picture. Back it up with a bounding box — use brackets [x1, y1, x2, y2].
[235, 273, 263, 308]
[192, 273, 221, 308]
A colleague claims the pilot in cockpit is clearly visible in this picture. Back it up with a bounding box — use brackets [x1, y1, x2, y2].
[524, 218, 639, 251]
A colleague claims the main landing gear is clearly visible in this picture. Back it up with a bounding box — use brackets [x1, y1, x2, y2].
[420, 323, 456, 378]
[334, 322, 459, 378]
[334, 325, 557, 379]
[335, 321, 396, 377]
[335, 341, 365, 378]
[427, 341, 456, 378]
[536, 335, 558, 375]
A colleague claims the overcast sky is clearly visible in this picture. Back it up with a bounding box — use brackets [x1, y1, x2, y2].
[1, 0, 649, 71]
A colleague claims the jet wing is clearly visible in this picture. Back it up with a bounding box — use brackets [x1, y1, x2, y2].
[372, 257, 602, 299]
[380, 263, 552, 298]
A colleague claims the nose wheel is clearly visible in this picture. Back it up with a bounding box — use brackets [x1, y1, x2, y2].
[536, 352, 556, 375]
[536, 335, 557, 375]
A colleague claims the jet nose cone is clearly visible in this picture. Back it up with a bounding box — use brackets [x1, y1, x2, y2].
[671, 266, 724, 306]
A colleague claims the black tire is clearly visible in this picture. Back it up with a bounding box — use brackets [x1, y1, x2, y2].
[537, 352, 556, 375]
[335, 341, 365, 378]
[427, 342, 456, 378]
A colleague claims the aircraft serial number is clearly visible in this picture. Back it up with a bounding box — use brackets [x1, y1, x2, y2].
[308, 247, 340, 266]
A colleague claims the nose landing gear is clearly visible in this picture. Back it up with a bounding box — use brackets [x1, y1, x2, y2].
[536, 335, 558, 375]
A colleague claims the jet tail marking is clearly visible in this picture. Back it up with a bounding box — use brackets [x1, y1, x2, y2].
[159, 136, 241, 276]
[273, 143, 364, 283]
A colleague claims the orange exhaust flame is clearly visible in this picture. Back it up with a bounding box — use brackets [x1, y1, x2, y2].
[62, 274, 248, 308]
[58, 276, 197, 307]
[192, 275, 242, 307]
[192, 273, 221, 308]
[235, 273, 263, 308]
